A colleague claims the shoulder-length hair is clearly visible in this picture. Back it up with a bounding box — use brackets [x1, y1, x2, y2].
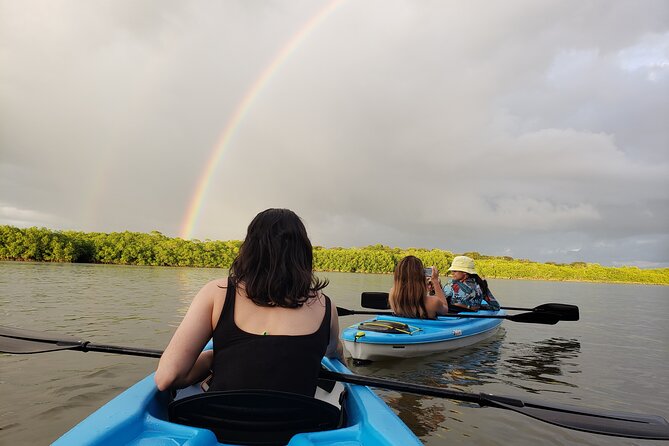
[389, 255, 429, 318]
[229, 208, 328, 308]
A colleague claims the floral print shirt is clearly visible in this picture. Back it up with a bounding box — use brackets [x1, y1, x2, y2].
[442, 278, 500, 311]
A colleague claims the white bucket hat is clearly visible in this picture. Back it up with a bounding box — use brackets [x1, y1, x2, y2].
[448, 256, 477, 275]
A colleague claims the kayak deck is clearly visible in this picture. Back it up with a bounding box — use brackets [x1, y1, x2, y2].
[53, 357, 421, 446]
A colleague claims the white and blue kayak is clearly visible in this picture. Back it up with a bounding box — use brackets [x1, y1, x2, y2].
[53, 355, 422, 446]
[342, 310, 505, 361]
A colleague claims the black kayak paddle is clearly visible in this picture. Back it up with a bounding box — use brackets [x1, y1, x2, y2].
[1, 324, 667, 440]
[336, 306, 561, 324]
[360, 291, 579, 321]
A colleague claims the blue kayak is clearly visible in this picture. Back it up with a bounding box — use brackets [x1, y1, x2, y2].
[53, 356, 422, 445]
[342, 310, 505, 361]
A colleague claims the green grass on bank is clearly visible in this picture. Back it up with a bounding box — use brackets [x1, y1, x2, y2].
[1, 225, 667, 285]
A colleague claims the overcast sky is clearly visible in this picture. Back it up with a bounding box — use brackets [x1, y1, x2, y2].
[1, 0, 668, 268]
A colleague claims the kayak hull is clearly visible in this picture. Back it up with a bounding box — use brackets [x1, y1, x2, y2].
[342, 311, 504, 361]
[53, 357, 422, 446]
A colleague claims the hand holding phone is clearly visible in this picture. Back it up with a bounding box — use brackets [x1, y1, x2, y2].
[424, 267, 433, 277]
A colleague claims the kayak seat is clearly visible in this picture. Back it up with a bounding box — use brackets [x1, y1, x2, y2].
[168, 389, 344, 446]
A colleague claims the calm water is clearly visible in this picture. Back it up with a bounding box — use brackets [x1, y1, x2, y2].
[1, 261, 667, 445]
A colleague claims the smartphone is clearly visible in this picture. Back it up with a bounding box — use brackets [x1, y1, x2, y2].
[424, 267, 433, 276]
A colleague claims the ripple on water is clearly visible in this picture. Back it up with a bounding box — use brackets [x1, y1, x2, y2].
[37, 387, 122, 417]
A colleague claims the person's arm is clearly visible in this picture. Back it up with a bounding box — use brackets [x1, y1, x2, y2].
[177, 349, 214, 388]
[481, 288, 501, 311]
[325, 295, 344, 360]
[427, 295, 450, 316]
[388, 286, 397, 314]
[429, 266, 448, 312]
[155, 279, 222, 391]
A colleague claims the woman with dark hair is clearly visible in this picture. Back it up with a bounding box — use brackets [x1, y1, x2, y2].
[389, 255, 449, 319]
[443, 256, 501, 313]
[155, 208, 343, 396]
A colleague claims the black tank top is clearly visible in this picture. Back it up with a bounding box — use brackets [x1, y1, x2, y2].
[209, 281, 331, 396]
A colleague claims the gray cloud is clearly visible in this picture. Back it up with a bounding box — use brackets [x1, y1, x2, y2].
[1, 0, 667, 267]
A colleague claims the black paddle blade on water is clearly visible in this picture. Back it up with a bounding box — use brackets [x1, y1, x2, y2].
[506, 311, 559, 325]
[501, 303, 580, 321]
[485, 394, 669, 440]
[0, 325, 84, 353]
[361, 292, 391, 310]
[531, 303, 579, 321]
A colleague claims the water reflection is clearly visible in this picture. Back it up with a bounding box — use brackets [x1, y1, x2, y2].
[349, 329, 506, 386]
[348, 331, 583, 440]
[348, 331, 506, 439]
[500, 337, 581, 393]
[385, 392, 447, 438]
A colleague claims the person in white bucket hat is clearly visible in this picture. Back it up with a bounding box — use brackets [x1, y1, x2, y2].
[443, 256, 501, 313]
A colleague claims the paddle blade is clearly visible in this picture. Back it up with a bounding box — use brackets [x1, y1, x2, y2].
[361, 292, 390, 310]
[487, 395, 669, 440]
[534, 303, 580, 321]
[507, 311, 560, 325]
[0, 337, 79, 354]
[0, 325, 83, 353]
[336, 306, 356, 316]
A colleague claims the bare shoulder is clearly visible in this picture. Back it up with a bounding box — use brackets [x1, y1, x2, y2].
[424, 295, 442, 310]
[195, 278, 229, 299]
[210, 277, 229, 288]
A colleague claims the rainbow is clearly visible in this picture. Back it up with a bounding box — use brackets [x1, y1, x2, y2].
[179, 0, 346, 240]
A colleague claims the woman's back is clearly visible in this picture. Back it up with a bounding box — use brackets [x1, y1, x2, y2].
[389, 256, 448, 319]
[209, 279, 330, 396]
[155, 208, 343, 394]
[231, 282, 327, 336]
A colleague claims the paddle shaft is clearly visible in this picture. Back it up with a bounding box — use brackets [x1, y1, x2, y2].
[504, 306, 543, 311]
[336, 307, 560, 324]
[359, 292, 579, 321]
[79, 343, 162, 358]
[320, 370, 669, 440]
[339, 307, 508, 318]
[320, 369, 485, 404]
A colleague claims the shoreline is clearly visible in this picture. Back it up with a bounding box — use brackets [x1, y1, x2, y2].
[2, 259, 667, 287]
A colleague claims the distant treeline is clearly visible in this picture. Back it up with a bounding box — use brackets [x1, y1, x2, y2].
[1, 225, 668, 285]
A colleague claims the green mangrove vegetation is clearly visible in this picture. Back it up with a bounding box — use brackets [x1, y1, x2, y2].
[1, 225, 667, 285]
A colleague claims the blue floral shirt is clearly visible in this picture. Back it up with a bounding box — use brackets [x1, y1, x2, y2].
[443, 278, 500, 311]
